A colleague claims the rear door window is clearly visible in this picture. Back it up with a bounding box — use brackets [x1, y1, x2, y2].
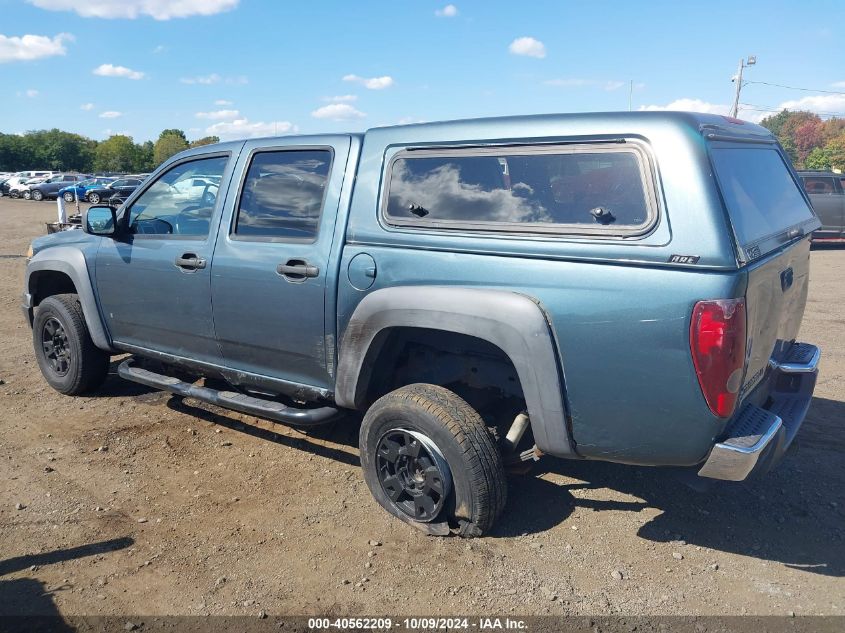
[234, 149, 332, 240]
[383, 144, 656, 236]
[710, 147, 817, 253]
[803, 176, 836, 194]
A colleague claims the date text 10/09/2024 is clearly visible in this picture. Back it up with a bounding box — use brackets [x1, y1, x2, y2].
[307, 617, 528, 630]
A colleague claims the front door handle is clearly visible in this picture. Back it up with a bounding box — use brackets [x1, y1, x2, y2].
[175, 253, 207, 270]
[276, 259, 319, 281]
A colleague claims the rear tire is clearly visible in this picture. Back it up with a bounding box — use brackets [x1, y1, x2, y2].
[359, 384, 507, 537]
[31, 189, 43, 201]
[33, 294, 110, 395]
[63, 191, 75, 203]
[22, 190, 32, 200]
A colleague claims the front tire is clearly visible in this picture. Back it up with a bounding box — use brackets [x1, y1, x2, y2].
[63, 191, 75, 203]
[23, 190, 32, 200]
[359, 384, 507, 537]
[87, 192, 100, 204]
[33, 294, 110, 395]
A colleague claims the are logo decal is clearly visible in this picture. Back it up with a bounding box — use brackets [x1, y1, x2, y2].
[668, 254, 700, 264]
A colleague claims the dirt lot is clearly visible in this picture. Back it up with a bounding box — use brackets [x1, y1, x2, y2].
[0, 196, 843, 619]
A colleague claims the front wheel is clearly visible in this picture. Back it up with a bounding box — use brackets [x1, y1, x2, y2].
[22, 190, 32, 200]
[87, 192, 100, 204]
[33, 294, 110, 395]
[63, 191, 75, 203]
[359, 384, 507, 537]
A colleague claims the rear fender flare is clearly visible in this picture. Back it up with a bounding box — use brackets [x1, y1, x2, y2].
[335, 286, 574, 457]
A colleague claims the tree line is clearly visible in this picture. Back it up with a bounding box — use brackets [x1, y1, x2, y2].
[2, 109, 844, 174]
[0, 129, 219, 174]
[758, 110, 845, 171]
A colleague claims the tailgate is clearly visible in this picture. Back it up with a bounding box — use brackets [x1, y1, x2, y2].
[708, 142, 820, 398]
[741, 238, 811, 397]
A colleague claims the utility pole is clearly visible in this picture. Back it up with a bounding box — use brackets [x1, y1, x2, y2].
[730, 55, 757, 118]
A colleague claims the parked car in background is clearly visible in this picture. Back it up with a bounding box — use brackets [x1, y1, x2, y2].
[2, 170, 54, 196]
[57, 177, 116, 203]
[10, 176, 48, 199]
[798, 170, 845, 241]
[29, 174, 92, 202]
[86, 176, 144, 204]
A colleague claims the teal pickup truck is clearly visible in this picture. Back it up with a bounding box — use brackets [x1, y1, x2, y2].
[23, 112, 821, 536]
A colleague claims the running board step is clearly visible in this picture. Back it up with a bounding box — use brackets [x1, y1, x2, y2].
[117, 358, 341, 427]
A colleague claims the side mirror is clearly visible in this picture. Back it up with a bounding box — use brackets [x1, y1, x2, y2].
[83, 205, 118, 236]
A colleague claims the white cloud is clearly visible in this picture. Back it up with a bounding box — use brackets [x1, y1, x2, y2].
[508, 36, 546, 59]
[638, 98, 731, 115]
[435, 4, 458, 17]
[27, 0, 239, 20]
[93, 63, 144, 79]
[831, 81, 845, 89]
[99, 111, 122, 118]
[80, 102, 95, 110]
[0, 33, 72, 63]
[25, 89, 39, 98]
[196, 109, 240, 120]
[152, 44, 166, 53]
[776, 94, 845, 116]
[343, 74, 394, 90]
[214, 99, 233, 106]
[323, 94, 358, 103]
[604, 81, 626, 91]
[636, 98, 767, 123]
[180, 73, 220, 85]
[205, 118, 297, 140]
[311, 103, 366, 121]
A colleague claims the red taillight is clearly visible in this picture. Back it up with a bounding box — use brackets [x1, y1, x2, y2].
[689, 298, 747, 418]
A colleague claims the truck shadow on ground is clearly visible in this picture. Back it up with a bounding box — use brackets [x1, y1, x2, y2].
[0, 537, 133, 624]
[496, 396, 845, 578]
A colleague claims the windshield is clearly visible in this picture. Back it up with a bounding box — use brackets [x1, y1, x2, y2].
[710, 146, 817, 250]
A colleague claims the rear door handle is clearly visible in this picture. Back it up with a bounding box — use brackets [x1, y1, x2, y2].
[175, 253, 207, 270]
[276, 260, 319, 281]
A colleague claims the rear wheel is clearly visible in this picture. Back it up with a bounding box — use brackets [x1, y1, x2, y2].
[22, 190, 32, 200]
[63, 191, 75, 203]
[87, 192, 100, 204]
[31, 189, 44, 201]
[359, 384, 507, 537]
[33, 294, 110, 395]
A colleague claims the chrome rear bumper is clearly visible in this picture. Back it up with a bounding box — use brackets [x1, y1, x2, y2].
[699, 342, 819, 481]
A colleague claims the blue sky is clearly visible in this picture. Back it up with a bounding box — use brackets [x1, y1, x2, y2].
[2, 0, 844, 142]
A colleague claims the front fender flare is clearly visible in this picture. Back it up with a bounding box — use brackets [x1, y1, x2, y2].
[25, 247, 114, 352]
[336, 286, 574, 457]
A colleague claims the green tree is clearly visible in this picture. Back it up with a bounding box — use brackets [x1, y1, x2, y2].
[135, 140, 155, 173]
[824, 133, 845, 171]
[189, 135, 220, 148]
[94, 135, 139, 173]
[804, 147, 832, 170]
[153, 129, 189, 165]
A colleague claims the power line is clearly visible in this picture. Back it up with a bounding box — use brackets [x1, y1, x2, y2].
[744, 80, 845, 96]
[739, 103, 845, 119]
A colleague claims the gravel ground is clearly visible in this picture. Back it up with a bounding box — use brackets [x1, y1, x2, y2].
[0, 197, 842, 619]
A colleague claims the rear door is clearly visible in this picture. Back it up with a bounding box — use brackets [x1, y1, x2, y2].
[210, 136, 350, 392]
[801, 175, 843, 238]
[709, 144, 820, 394]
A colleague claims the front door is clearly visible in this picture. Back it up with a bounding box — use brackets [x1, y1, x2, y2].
[210, 137, 350, 392]
[95, 151, 238, 366]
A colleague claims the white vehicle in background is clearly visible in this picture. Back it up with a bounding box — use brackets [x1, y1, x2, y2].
[1, 170, 55, 197]
[10, 176, 48, 199]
